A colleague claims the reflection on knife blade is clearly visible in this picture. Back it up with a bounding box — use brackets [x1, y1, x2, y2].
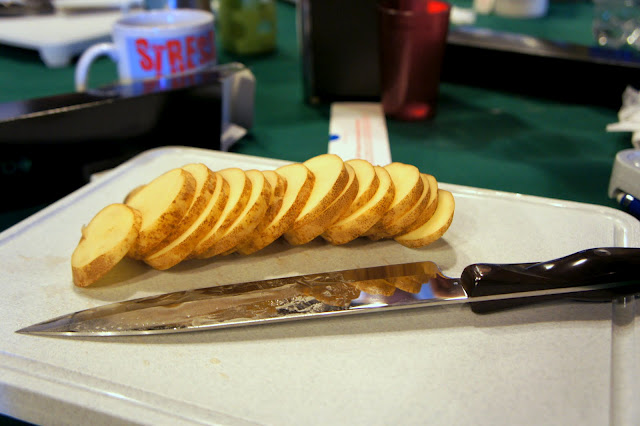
[16, 248, 640, 337]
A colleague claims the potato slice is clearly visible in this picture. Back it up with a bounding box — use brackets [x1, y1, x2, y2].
[322, 165, 395, 245]
[143, 172, 229, 270]
[365, 162, 423, 240]
[222, 169, 286, 256]
[236, 163, 314, 255]
[149, 163, 216, 254]
[284, 162, 359, 245]
[71, 203, 142, 287]
[371, 173, 431, 239]
[400, 173, 438, 235]
[191, 168, 252, 258]
[123, 184, 146, 204]
[288, 154, 348, 231]
[387, 276, 424, 293]
[354, 279, 396, 296]
[387, 261, 440, 293]
[394, 189, 455, 248]
[260, 169, 287, 223]
[126, 168, 196, 259]
[341, 159, 379, 219]
[197, 169, 272, 258]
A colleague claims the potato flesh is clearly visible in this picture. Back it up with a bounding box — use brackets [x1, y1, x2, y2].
[150, 163, 216, 255]
[322, 166, 395, 245]
[71, 203, 141, 287]
[292, 154, 348, 228]
[284, 162, 359, 245]
[237, 163, 314, 255]
[394, 189, 455, 248]
[342, 159, 379, 218]
[222, 170, 286, 256]
[401, 174, 438, 234]
[71, 158, 455, 282]
[126, 168, 196, 259]
[261, 170, 287, 221]
[362, 163, 423, 239]
[191, 168, 252, 257]
[379, 162, 423, 228]
[143, 173, 229, 270]
[197, 169, 271, 258]
[372, 173, 431, 239]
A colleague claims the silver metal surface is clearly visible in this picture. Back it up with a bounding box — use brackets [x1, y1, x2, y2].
[18, 261, 462, 336]
[17, 258, 636, 337]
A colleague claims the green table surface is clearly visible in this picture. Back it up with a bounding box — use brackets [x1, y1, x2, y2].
[0, 0, 635, 234]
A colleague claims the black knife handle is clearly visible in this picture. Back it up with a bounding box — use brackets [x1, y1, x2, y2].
[460, 247, 640, 314]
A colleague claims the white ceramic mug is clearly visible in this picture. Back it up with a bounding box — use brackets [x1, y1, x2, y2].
[75, 9, 216, 91]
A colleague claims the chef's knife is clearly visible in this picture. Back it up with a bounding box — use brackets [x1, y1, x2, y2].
[17, 247, 640, 336]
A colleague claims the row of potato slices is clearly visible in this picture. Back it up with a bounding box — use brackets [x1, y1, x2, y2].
[71, 154, 455, 287]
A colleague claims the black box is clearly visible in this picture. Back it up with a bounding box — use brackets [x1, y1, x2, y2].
[0, 63, 254, 210]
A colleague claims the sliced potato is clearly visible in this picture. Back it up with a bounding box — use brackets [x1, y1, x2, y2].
[387, 276, 423, 293]
[123, 184, 146, 204]
[394, 189, 455, 248]
[371, 173, 431, 239]
[365, 162, 423, 240]
[387, 261, 441, 293]
[143, 172, 230, 270]
[149, 163, 216, 254]
[197, 169, 272, 258]
[71, 203, 142, 287]
[289, 154, 348, 230]
[74, 157, 454, 278]
[126, 168, 196, 259]
[260, 169, 287, 225]
[191, 168, 252, 258]
[400, 173, 438, 235]
[354, 279, 396, 296]
[341, 159, 379, 218]
[284, 162, 359, 245]
[221, 169, 287, 256]
[236, 163, 314, 255]
[322, 165, 395, 245]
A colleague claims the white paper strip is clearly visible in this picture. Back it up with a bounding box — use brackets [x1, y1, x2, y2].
[328, 102, 392, 166]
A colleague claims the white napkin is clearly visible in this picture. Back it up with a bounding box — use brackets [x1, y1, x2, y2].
[606, 86, 640, 148]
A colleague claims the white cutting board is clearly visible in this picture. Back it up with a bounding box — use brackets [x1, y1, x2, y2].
[1, 147, 639, 426]
[0, 10, 122, 67]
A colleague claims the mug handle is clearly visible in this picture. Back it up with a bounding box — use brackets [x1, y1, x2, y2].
[75, 43, 119, 92]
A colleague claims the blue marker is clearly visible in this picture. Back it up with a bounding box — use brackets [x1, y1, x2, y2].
[616, 192, 640, 220]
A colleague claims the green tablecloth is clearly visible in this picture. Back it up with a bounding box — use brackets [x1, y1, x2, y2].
[451, 0, 597, 45]
[0, 1, 634, 233]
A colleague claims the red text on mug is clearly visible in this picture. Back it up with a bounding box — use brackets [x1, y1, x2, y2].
[132, 30, 215, 78]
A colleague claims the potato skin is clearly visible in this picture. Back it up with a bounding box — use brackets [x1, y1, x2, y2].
[197, 169, 272, 258]
[322, 166, 395, 245]
[70, 158, 455, 283]
[394, 189, 455, 248]
[284, 163, 359, 245]
[71, 204, 142, 287]
[237, 164, 315, 255]
[143, 173, 230, 271]
[292, 154, 349, 228]
[126, 168, 197, 259]
[191, 168, 253, 258]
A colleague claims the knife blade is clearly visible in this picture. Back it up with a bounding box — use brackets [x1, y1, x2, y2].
[17, 247, 640, 336]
